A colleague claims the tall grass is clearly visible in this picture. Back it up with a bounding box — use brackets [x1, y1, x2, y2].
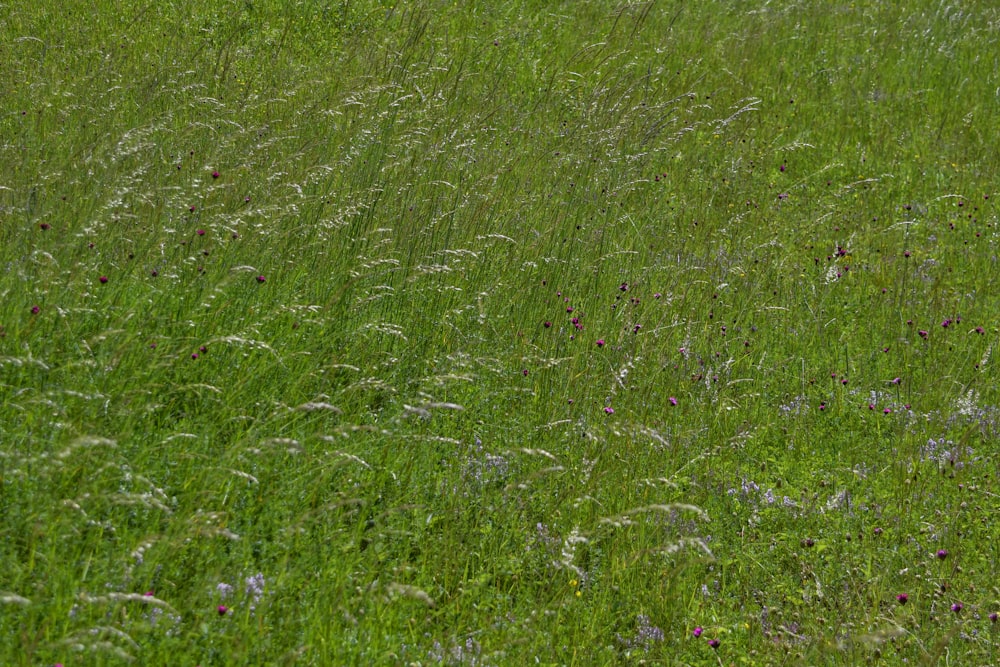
[2, 0, 999, 664]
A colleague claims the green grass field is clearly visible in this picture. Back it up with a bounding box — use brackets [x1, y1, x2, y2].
[2, 1, 999, 664]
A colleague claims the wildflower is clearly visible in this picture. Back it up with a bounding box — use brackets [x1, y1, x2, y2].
[197, 229, 205, 236]
[191, 353, 199, 360]
[99, 276, 108, 284]
[779, 164, 786, 172]
[936, 549, 948, 560]
[989, 612, 998, 623]
[918, 330, 928, 338]
[39, 223, 50, 230]
[217, 605, 228, 616]
[951, 602, 963, 613]
[212, 171, 220, 179]
[256, 275, 266, 283]
[896, 593, 908, 605]
[596, 339, 605, 347]
[522, 369, 528, 376]
[604, 407, 614, 414]
[566, 306, 574, 313]
[693, 626, 703, 638]
[883, 407, 891, 414]
[669, 397, 678, 406]
[31, 305, 40, 314]
[189, 206, 196, 212]
[654, 292, 662, 299]
[544, 321, 552, 328]
[708, 638, 720, 649]
[619, 282, 628, 291]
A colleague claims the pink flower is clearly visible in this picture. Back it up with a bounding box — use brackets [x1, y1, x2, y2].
[212, 171, 220, 179]
[693, 626, 703, 637]
[669, 397, 678, 406]
[217, 605, 228, 616]
[256, 275, 266, 283]
[596, 339, 605, 347]
[99, 276, 108, 284]
[603, 407, 614, 414]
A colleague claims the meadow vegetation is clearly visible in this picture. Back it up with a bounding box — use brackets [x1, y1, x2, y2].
[2, 0, 999, 664]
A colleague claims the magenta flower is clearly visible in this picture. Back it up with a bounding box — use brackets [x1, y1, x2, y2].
[522, 369, 528, 376]
[669, 397, 678, 406]
[596, 339, 605, 347]
[990, 611, 998, 623]
[692, 626, 703, 638]
[708, 638, 720, 649]
[217, 605, 228, 616]
[191, 353, 199, 360]
[197, 229, 205, 236]
[890, 377, 901, 385]
[951, 602, 963, 613]
[544, 321, 552, 328]
[39, 222, 50, 230]
[256, 275, 266, 283]
[603, 407, 614, 414]
[212, 171, 220, 179]
[31, 305, 40, 314]
[918, 329, 928, 338]
[99, 275, 108, 284]
[936, 549, 948, 560]
[896, 593, 908, 605]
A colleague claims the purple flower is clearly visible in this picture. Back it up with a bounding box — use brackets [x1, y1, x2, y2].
[544, 321, 552, 328]
[951, 602, 963, 613]
[522, 369, 528, 376]
[256, 275, 266, 283]
[212, 171, 220, 179]
[936, 549, 948, 560]
[604, 407, 614, 414]
[896, 593, 908, 605]
[693, 626, 703, 638]
[989, 611, 998, 623]
[191, 353, 199, 360]
[39, 222, 50, 230]
[918, 329, 928, 338]
[217, 605, 228, 616]
[596, 339, 605, 347]
[779, 164, 786, 172]
[31, 305, 40, 314]
[669, 397, 678, 406]
[197, 229, 205, 236]
[708, 638, 720, 649]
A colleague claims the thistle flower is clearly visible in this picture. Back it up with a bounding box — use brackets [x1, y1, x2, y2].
[692, 626, 703, 638]
[256, 275, 266, 283]
[936, 549, 948, 560]
[896, 593, 908, 605]
[217, 605, 228, 616]
[708, 638, 720, 649]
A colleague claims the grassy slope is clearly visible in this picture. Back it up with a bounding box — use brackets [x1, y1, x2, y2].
[1, 0, 999, 664]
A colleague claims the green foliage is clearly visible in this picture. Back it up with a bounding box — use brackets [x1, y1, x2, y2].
[2, 0, 1000, 664]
